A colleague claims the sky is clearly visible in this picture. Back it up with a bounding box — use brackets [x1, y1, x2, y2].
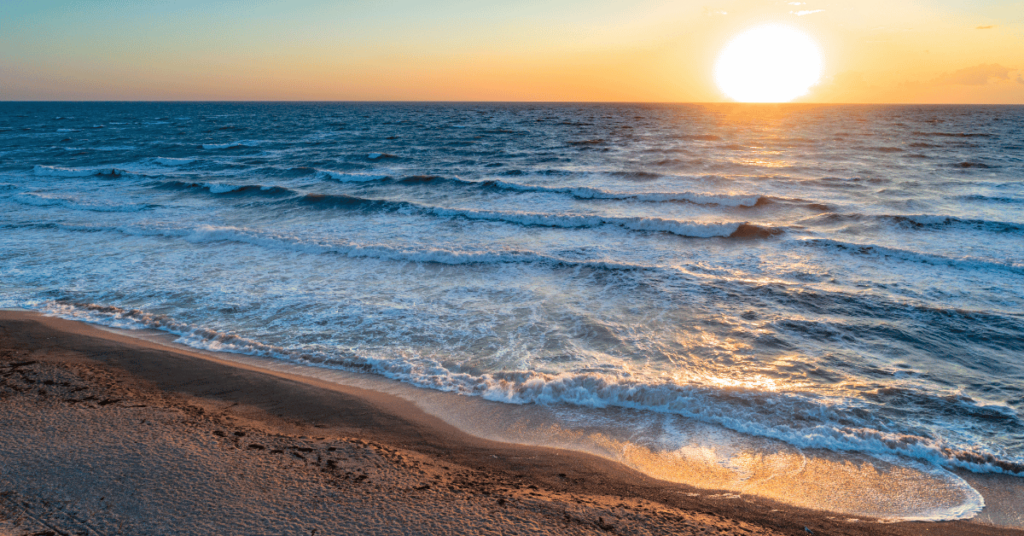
[2, 0, 1023, 103]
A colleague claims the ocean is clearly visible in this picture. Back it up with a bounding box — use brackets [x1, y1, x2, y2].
[1, 102, 1021, 523]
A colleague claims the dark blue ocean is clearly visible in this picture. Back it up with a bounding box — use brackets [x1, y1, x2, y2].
[1, 103, 1022, 522]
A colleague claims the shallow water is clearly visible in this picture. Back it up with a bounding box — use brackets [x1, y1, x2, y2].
[1, 102, 1021, 522]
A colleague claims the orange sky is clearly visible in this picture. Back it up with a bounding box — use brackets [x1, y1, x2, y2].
[2, 0, 1022, 102]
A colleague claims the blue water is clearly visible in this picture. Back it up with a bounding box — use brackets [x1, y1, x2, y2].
[1, 102, 1022, 514]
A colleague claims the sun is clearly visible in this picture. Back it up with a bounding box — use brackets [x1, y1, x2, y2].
[715, 24, 824, 103]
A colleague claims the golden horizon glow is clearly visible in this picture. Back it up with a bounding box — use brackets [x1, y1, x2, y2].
[715, 25, 824, 103]
[2, 2, 1023, 103]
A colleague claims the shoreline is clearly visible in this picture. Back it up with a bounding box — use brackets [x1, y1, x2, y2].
[0, 310, 1017, 535]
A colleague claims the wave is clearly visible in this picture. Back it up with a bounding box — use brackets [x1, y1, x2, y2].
[21, 221, 785, 280]
[316, 171, 790, 208]
[16, 219, 1020, 337]
[812, 176, 887, 186]
[153, 178, 785, 239]
[957, 194, 1023, 205]
[295, 192, 401, 211]
[802, 238, 1024, 275]
[367, 152, 398, 160]
[25, 299, 1024, 478]
[912, 131, 993, 138]
[9, 192, 156, 213]
[278, 166, 320, 177]
[152, 157, 196, 166]
[91, 146, 138, 152]
[427, 207, 780, 239]
[156, 180, 293, 197]
[394, 175, 447, 184]
[897, 214, 1024, 233]
[201, 140, 260, 150]
[497, 169, 575, 178]
[34, 222, 658, 273]
[801, 212, 1024, 234]
[292, 191, 782, 238]
[610, 170, 662, 181]
[314, 170, 392, 183]
[33, 165, 135, 178]
[478, 180, 768, 207]
[677, 134, 722, 141]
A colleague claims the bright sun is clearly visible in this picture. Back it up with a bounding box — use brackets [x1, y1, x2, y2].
[715, 24, 824, 103]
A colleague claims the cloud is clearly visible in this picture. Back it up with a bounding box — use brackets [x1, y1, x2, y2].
[975, 25, 995, 30]
[933, 64, 1021, 86]
[702, 7, 728, 16]
[790, 10, 824, 16]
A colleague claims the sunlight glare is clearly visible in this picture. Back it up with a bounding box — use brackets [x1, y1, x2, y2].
[715, 24, 824, 103]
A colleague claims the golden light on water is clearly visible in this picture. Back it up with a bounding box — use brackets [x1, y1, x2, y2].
[715, 24, 824, 103]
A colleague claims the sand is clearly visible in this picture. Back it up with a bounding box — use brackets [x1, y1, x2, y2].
[0, 310, 1017, 536]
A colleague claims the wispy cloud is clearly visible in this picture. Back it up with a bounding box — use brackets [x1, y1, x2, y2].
[703, 7, 728, 16]
[975, 25, 995, 30]
[791, 10, 824, 16]
[933, 64, 1023, 86]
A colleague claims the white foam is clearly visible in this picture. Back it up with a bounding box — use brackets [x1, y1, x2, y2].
[206, 183, 246, 194]
[315, 170, 391, 182]
[27, 297, 988, 522]
[33, 165, 103, 177]
[18, 298, 1023, 482]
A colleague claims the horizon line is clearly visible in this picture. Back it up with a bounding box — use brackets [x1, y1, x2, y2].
[2, 100, 1023, 106]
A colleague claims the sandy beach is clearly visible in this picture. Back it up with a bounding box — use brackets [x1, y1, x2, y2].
[0, 310, 1017, 536]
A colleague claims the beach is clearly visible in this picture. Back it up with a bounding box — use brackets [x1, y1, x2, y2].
[3, 103, 1022, 523]
[0, 310, 1016, 536]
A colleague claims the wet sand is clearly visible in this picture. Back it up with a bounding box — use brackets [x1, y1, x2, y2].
[0, 310, 1017, 536]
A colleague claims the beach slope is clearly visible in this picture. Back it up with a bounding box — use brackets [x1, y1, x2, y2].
[0, 311, 1014, 536]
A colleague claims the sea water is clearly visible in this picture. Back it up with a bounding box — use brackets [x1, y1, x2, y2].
[1, 102, 1021, 522]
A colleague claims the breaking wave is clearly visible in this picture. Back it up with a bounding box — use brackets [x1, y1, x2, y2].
[156, 180, 294, 197]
